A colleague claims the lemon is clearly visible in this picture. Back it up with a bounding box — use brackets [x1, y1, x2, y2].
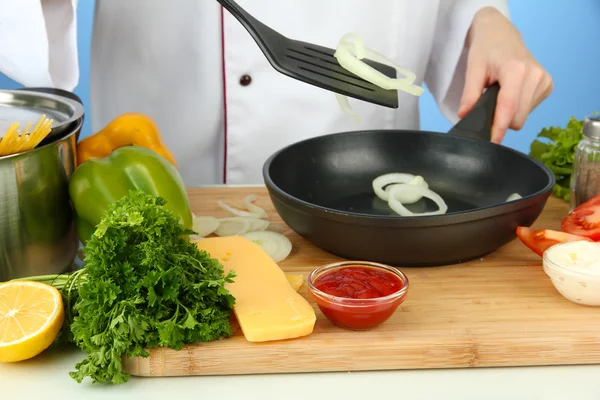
[0, 280, 64, 362]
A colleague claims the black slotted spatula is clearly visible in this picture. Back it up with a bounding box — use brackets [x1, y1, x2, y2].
[217, 0, 399, 108]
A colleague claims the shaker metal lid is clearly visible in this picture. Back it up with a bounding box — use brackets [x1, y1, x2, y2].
[583, 113, 600, 139]
[0, 89, 84, 139]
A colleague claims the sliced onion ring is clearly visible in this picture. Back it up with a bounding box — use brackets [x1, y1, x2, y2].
[333, 33, 424, 118]
[334, 33, 425, 95]
[395, 175, 429, 204]
[191, 215, 220, 238]
[336, 93, 359, 122]
[373, 173, 415, 200]
[243, 195, 268, 218]
[266, 223, 288, 233]
[217, 195, 268, 219]
[214, 217, 252, 236]
[217, 200, 263, 219]
[372, 173, 429, 202]
[506, 193, 522, 202]
[389, 183, 428, 205]
[242, 231, 293, 263]
[245, 217, 270, 231]
[387, 184, 448, 216]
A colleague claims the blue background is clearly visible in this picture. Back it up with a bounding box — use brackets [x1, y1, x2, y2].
[1, 0, 598, 155]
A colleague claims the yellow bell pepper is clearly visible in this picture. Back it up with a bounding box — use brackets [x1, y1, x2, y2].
[76, 112, 177, 167]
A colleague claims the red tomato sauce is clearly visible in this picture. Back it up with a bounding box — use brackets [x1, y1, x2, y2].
[314, 266, 403, 299]
[310, 265, 407, 330]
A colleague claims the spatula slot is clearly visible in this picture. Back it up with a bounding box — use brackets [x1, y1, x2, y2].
[295, 66, 376, 92]
[287, 48, 338, 67]
[286, 48, 372, 86]
[217, 0, 399, 108]
[286, 57, 375, 91]
[302, 45, 335, 57]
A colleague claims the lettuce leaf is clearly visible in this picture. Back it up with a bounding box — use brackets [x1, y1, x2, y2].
[528, 116, 588, 203]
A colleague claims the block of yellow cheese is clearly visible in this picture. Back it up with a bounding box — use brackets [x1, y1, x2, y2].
[193, 236, 316, 342]
[285, 274, 304, 292]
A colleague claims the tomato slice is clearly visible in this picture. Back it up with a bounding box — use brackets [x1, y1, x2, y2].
[515, 227, 592, 256]
[561, 195, 600, 240]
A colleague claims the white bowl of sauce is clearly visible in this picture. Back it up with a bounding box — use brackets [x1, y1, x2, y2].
[543, 241, 600, 306]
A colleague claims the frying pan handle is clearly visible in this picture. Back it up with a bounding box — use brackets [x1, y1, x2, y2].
[447, 83, 500, 142]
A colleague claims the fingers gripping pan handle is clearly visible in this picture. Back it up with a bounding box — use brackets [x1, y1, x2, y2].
[447, 83, 500, 141]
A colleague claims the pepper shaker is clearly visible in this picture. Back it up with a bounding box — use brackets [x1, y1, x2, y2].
[570, 113, 600, 211]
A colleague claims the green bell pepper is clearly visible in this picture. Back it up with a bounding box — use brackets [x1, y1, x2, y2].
[69, 146, 193, 244]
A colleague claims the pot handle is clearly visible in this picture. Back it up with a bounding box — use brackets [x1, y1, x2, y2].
[446, 82, 500, 141]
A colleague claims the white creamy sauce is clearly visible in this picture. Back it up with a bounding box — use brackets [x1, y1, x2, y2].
[545, 241, 600, 274]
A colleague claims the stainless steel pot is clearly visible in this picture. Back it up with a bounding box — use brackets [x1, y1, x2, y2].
[0, 117, 81, 282]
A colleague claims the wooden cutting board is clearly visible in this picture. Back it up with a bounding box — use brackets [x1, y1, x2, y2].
[121, 186, 600, 377]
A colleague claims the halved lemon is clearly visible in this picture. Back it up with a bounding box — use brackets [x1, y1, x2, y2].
[0, 280, 64, 362]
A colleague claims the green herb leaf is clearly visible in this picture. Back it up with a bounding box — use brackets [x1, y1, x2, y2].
[528, 115, 594, 203]
[66, 189, 236, 385]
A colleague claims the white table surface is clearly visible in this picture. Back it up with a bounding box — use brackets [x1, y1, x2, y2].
[2, 343, 599, 400]
[4, 184, 599, 399]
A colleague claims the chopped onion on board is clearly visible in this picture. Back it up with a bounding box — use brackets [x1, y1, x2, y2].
[190, 196, 294, 262]
[243, 231, 293, 263]
[190, 194, 305, 261]
[214, 217, 253, 236]
[190, 215, 220, 239]
[217, 200, 263, 219]
[243, 217, 270, 231]
[266, 223, 288, 233]
[243, 195, 268, 218]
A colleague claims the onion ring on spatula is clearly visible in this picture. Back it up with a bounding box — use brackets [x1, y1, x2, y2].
[333, 33, 424, 119]
[387, 184, 448, 216]
[334, 33, 424, 95]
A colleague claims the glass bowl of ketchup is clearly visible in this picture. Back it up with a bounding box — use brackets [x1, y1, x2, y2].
[307, 261, 409, 331]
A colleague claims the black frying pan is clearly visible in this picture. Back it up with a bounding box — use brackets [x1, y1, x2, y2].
[263, 83, 555, 267]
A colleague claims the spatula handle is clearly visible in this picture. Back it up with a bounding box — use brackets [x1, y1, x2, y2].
[216, 0, 280, 62]
[447, 83, 500, 142]
[216, 0, 253, 25]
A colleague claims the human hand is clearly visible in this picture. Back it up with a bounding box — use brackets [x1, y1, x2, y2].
[457, 7, 553, 144]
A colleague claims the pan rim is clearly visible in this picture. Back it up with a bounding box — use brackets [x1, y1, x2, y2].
[0, 89, 85, 138]
[0, 117, 83, 162]
[262, 129, 556, 227]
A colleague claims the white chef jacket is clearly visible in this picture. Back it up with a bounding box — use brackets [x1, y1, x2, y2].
[0, 0, 509, 186]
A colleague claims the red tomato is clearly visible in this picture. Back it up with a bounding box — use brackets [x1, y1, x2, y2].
[561, 196, 600, 240]
[516, 227, 592, 256]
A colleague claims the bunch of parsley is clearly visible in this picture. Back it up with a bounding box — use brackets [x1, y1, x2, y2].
[529, 116, 586, 203]
[63, 189, 236, 384]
